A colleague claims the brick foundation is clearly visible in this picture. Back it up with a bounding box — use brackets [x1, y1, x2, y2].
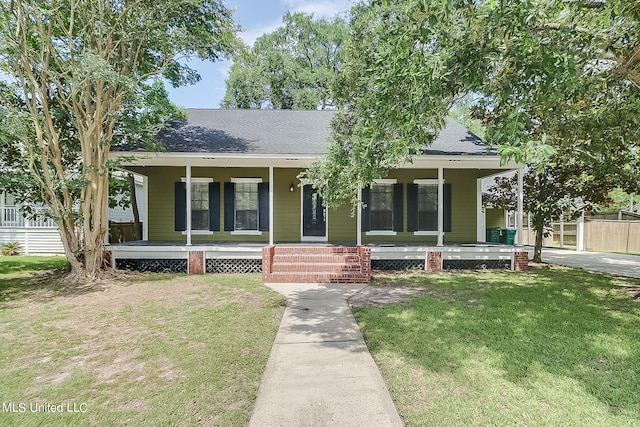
[514, 251, 529, 271]
[188, 251, 205, 274]
[357, 245, 371, 281]
[426, 251, 443, 272]
[262, 245, 275, 282]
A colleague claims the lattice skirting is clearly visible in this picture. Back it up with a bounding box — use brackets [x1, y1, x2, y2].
[206, 259, 262, 273]
[372, 259, 512, 271]
[372, 259, 425, 271]
[443, 259, 511, 270]
[115, 259, 188, 273]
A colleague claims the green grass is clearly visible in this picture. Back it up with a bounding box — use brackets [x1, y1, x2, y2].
[357, 268, 640, 427]
[0, 256, 69, 304]
[0, 266, 285, 426]
[0, 255, 68, 274]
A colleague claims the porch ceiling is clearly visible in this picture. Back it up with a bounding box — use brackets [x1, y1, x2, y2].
[111, 152, 520, 171]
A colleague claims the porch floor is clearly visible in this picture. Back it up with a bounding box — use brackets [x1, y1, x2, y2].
[109, 240, 517, 247]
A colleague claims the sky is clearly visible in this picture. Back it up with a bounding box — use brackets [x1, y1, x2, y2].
[165, 0, 353, 109]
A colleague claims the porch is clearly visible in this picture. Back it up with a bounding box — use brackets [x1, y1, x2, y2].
[107, 241, 531, 277]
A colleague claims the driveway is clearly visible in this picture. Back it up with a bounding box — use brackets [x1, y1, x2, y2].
[539, 247, 640, 279]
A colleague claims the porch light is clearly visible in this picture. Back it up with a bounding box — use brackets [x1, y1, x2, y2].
[289, 183, 295, 192]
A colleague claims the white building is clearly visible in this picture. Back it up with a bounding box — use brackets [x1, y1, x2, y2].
[0, 174, 145, 255]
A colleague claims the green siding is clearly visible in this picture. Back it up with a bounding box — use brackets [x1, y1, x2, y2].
[141, 167, 270, 242]
[273, 168, 302, 242]
[328, 204, 357, 244]
[133, 166, 489, 244]
[486, 208, 505, 229]
[361, 169, 482, 244]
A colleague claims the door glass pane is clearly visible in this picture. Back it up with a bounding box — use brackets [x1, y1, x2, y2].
[303, 185, 326, 237]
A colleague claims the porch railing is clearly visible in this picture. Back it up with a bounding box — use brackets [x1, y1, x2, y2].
[1, 206, 57, 228]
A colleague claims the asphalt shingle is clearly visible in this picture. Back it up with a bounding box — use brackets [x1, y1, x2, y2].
[115, 109, 495, 156]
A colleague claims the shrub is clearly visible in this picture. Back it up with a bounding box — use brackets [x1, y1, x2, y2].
[1, 242, 22, 256]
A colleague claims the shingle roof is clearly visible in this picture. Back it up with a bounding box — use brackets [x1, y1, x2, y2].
[115, 108, 495, 156]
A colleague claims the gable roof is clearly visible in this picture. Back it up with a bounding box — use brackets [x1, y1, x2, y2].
[114, 108, 495, 156]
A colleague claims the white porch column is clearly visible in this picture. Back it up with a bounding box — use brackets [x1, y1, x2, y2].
[357, 185, 362, 246]
[559, 215, 565, 248]
[477, 178, 485, 242]
[576, 210, 585, 251]
[142, 175, 149, 241]
[516, 167, 524, 246]
[437, 167, 444, 247]
[186, 165, 192, 246]
[269, 166, 274, 245]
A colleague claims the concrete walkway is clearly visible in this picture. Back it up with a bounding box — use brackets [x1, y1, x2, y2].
[540, 247, 640, 279]
[249, 283, 404, 427]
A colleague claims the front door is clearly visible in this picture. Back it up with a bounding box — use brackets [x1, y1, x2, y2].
[302, 184, 327, 241]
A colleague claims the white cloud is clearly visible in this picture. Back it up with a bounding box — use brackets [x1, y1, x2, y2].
[217, 60, 232, 78]
[282, 0, 352, 19]
[239, 17, 284, 46]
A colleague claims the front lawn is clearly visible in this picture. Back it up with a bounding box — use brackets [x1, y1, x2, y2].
[356, 267, 640, 426]
[0, 265, 285, 426]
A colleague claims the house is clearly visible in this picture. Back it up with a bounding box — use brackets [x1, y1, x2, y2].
[108, 109, 528, 282]
[0, 192, 64, 254]
[0, 177, 145, 255]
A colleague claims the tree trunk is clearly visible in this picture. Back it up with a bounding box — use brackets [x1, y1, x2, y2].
[533, 222, 544, 263]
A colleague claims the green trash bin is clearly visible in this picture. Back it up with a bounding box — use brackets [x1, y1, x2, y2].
[486, 227, 501, 243]
[501, 228, 517, 245]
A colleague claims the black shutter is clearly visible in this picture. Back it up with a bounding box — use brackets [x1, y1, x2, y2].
[224, 182, 235, 232]
[444, 183, 452, 232]
[258, 182, 269, 232]
[361, 186, 370, 232]
[209, 182, 220, 231]
[407, 183, 418, 232]
[174, 182, 186, 231]
[393, 183, 403, 232]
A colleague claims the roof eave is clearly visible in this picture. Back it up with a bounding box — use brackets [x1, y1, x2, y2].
[110, 151, 520, 170]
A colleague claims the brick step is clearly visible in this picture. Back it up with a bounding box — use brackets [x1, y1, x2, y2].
[264, 272, 369, 284]
[271, 262, 363, 273]
[262, 245, 372, 284]
[272, 254, 361, 264]
[273, 246, 359, 254]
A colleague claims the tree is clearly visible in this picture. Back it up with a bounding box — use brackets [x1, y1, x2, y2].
[305, 0, 640, 262]
[0, 0, 238, 281]
[485, 153, 627, 262]
[222, 11, 347, 109]
[303, 0, 494, 207]
[477, 0, 640, 261]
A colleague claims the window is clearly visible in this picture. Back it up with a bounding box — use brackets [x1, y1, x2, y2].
[174, 180, 220, 233]
[191, 182, 209, 230]
[224, 179, 268, 233]
[234, 183, 258, 231]
[370, 184, 394, 231]
[362, 181, 403, 234]
[407, 181, 451, 234]
[417, 184, 438, 231]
